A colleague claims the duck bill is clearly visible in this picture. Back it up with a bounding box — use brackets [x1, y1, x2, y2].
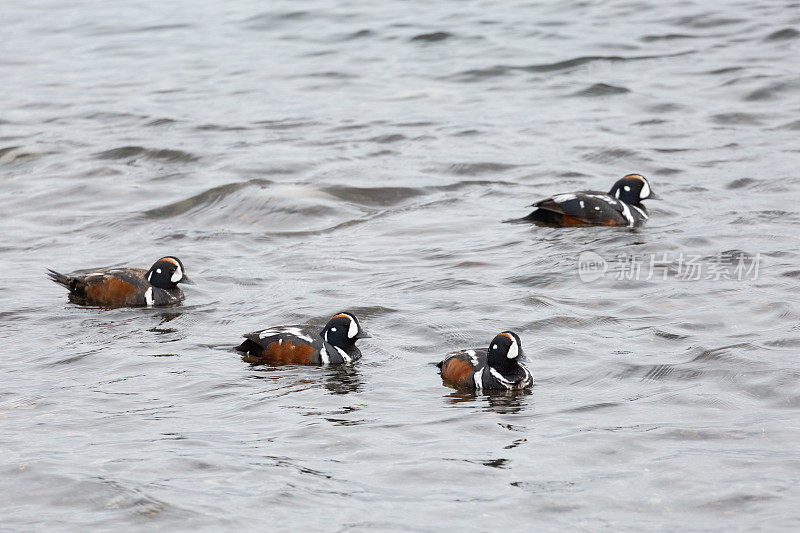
[180, 275, 195, 285]
[356, 332, 372, 339]
[648, 192, 662, 200]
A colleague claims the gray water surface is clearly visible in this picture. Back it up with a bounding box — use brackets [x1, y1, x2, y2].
[3, 0, 800, 530]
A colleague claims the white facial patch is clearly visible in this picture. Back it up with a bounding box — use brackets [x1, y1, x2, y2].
[624, 186, 631, 192]
[506, 336, 519, 359]
[346, 316, 358, 339]
[640, 179, 651, 199]
[170, 264, 183, 283]
[614, 189, 621, 199]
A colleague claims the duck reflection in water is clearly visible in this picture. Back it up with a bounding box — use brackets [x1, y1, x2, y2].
[443, 388, 532, 414]
[323, 365, 363, 395]
[245, 363, 364, 396]
[147, 310, 184, 335]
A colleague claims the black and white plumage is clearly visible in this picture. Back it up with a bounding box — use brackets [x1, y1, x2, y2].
[47, 256, 192, 308]
[236, 312, 370, 365]
[437, 331, 533, 391]
[522, 174, 659, 227]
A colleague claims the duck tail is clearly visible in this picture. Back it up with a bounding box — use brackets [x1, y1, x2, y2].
[46, 269, 72, 289]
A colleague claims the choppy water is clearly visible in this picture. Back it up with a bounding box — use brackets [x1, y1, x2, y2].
[3, 0, 800, 530]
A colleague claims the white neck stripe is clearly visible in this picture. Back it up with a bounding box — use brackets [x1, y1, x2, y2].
[473, 368, 484, 390]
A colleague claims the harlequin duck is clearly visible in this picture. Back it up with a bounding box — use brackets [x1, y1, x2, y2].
[437, 331, 533, 391]
[47, 256, 192, 308]
[236, 312, 371, 365]
[522, 173, 659, 227]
